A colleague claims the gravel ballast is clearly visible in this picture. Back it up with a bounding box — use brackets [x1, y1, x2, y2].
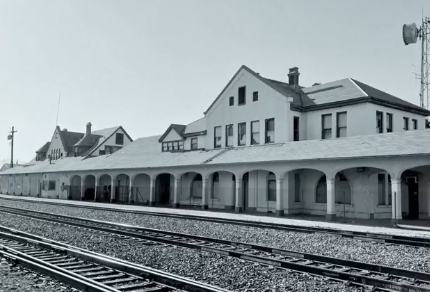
[0, 211, 367, 292]
[1, 199, 430, 274]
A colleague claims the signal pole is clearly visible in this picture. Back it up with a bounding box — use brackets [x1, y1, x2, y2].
[8, 126, 17, 168]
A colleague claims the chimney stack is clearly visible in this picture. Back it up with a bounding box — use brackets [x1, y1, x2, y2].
[86, 122, 92, 135]
[288, 67, 300, 86]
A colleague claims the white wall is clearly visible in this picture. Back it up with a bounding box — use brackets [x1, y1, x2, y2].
[162, 129, 183, 142]
[93, 128, 133, 156]
[183, 135, 206, 150]
[47, 128, 67, 159]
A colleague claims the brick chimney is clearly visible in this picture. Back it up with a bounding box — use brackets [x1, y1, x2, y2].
[86, 122, 92, 135]
[288, 67, 300, 86]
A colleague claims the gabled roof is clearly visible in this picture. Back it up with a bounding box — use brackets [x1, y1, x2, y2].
[158, 124, 186, 143]
[183, 118, 206, 137]
[36, 142, 51, 153]
[85, 126, 133, 157]
[56, 127, 85, 155]
[74, 134, 101, 148]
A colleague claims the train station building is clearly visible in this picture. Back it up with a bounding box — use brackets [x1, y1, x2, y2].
[2, 65, 430, 223]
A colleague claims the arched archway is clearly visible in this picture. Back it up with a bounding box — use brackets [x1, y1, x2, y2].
[399, 166, 429, 220]
[155, 173, 173, 205]
[98, 174, 111, 202]
[132, 173, 151, 205]
[315, 173, 351, 205]
[115, 174, 130, 203]
[84, 175, 96, 201]
[69, 175, 81, 200]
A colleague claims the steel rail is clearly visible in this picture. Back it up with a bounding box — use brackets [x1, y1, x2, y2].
[1, 196, 429, 248]
[0, 230, 230, 292]
[1, 206, 430, 291]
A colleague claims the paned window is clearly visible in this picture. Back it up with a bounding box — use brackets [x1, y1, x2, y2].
[251, 121, 260, 145]
[376, 111, 383, 133]
[386, 113, 393, 132]
[238, 122, 246, 146]
[336, 112, 347, 138]
[191, 138, 198, 150]
[229, 96, 234, 106]
[162, 141, 184, 152]
[214, 126, 222, 148]
[265, 118, 275, 143]
[225, 124, 233, 147]
[322, 114, 332, 139]
[253, 91, 258, 101]
[48, 180, 56, 191]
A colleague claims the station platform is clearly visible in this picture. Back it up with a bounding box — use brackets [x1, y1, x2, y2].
[1, 194, 430, 239]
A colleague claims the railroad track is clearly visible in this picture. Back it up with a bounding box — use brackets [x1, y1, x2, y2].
[0, 228, 230, 292]
[1, 196, 429, 248]
[1, 206, 430, 291]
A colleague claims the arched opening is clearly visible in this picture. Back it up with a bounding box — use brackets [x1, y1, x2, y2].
[84, 175, 96, 201]
[69, 175, 81, 200]
[115, 174, 130, 204]
[98, 174, 111, 202]
[132, 173, 151, 205]
[316, 173, 351, 204]
[155, 173, 173, 205]
[400, 166, 428, 220]
[191, 173, 203, 200]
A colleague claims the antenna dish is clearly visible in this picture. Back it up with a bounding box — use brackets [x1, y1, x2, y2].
[403, 23, 419, 45]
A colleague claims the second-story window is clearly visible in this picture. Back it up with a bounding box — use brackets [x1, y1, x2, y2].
[238, 86, 246, 105]
[251, 121, 260, 145]
[265, 118, 275, 143]
[412, 119, 417, 130]
[387, 113, 393, 132]
[376, 111, 383, 133]
[253, 91, 258, 101]
[191, 138, 198, 150]
[116, 133, 124, 145]
[403, 117, 409, 130]
[322, 114, 332, 139]
[293, 116, 300, 141]
[238, 122, 246, 146]
[229, 96, 234, 106]
[214, 126, 222, 148]
[225, 124, 233, 147]
[336, 112, 347, 138]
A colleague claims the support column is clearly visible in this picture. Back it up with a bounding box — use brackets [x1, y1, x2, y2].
[326, 178, 336, 221]
[110, 178, 116, 203]
[149, 179, 155, 206]
[94, 178, 99, 202]
[391, 178, 402, 224]
[202, 178, 208, 210]
[173, 178, 180, 208]
[128, 179, 133, 204]
[235, 178, 243, 213]
[80, 180, 85, 201]
[276, 179, 284, 216]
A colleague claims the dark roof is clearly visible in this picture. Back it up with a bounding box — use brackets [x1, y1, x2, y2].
[262, 78, 315, 108]
[352, 79, 430, 116]
[57, 128, 85, 155]
[36, 142, 51, 153]
[158, 124, 186, 143]
[74, 134, 101, 148]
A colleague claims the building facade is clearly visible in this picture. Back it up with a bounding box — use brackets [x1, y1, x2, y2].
[2, 65, 430, 223]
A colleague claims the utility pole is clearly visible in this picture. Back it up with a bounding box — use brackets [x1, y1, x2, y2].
[7, 126, 17, 168]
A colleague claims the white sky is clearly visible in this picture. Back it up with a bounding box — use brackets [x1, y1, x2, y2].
[1, 0, 429, 163]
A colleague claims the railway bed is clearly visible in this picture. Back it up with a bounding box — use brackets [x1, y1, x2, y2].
[1, 205, 429, 291]
[1, 196, 429, 248]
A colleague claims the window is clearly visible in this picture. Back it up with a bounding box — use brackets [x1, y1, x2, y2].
[403, 117, 409, 130]
[251, 121, 260, 145]
[336, 112, 347, 138]
[265, 118, 275, 143]
[99, 150, 106, 155]
[386, 113, 393, 133]
[229, 96, 234, 106]
[191, 138, 198, 150]
[376, 111, 383, 133]
[238, 86, 246, 105]
[214, 126, 222, 148]
[267, 172, 276, 201]
[116, 133, 124, 145]
[162, 141, 184, 152]
[225, 124, 233, 147]
[378, 174, 386, 205]
[253, 91, 258, 101]
[322, 114, 332, 139]
[294, 173, 301, 202]
[238, 122, 246, 146]
[412, 119, 417, 130]
[293, 117, 300, 141]
[48, 180, 56, 191]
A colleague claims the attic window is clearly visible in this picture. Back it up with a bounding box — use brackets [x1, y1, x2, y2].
[229, 96, 234, 106]
[253, 91, 258, 101]
[238, 86, 246, 105]
[162, 141, 184, 152]
[116, 133, 124, 145]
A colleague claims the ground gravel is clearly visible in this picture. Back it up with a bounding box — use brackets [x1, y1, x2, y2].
[0, 211, 366, 292]
[0, 255, 79, 292]
[1, 199, 430, 274]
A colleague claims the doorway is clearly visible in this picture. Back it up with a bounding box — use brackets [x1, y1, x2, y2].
[156, 174, 171, 205]
[242, 173, 249, 211]
[406, 176, 419, 219]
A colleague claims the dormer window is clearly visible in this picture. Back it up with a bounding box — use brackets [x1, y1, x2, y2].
[162, 141, 184, 152]
[191, 138, 198, 150]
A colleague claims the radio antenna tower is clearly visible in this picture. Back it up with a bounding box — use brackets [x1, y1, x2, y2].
[403, 13, 430, 109]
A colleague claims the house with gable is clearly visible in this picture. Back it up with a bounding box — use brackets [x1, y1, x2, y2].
[3, 65, 430, 223]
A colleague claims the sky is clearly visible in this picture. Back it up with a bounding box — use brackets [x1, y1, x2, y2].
[1, 0, 430, 164]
